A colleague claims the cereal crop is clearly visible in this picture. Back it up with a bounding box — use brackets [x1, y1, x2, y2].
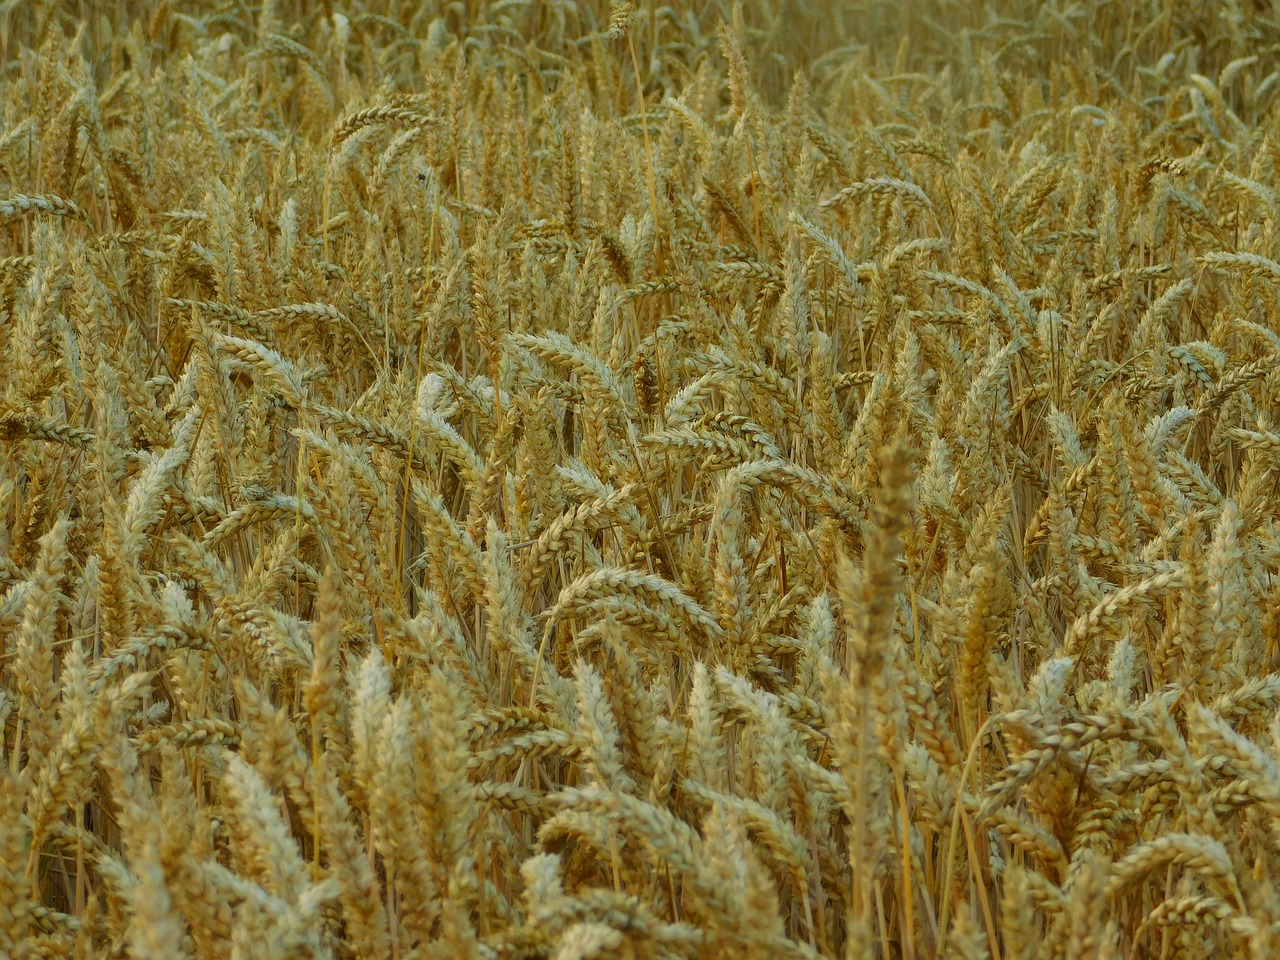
[4, 2, 1280, 958]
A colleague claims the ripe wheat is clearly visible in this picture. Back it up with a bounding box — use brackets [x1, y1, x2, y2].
[6, 1, 1280, 958]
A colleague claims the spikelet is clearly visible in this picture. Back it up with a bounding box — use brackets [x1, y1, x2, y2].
[14, 517, 70, 768]
[0, 769, 33, 957]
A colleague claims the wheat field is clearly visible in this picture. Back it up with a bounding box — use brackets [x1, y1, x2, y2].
[6, 0, 1280, 957]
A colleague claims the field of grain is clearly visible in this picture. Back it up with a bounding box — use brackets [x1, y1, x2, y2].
[7, 1, 1280, 957]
